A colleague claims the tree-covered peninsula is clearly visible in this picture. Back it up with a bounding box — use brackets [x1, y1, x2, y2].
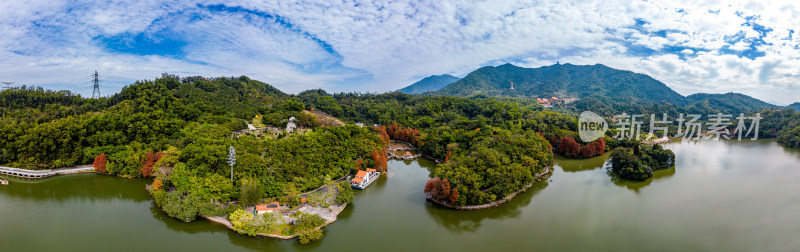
[4, 72, 797, 243]
[0, 74, 579, 240]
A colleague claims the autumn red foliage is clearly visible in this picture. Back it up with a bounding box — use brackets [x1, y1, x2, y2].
[424, 177, 453, 202]
[424, 179, 434, 194]
[371, 149, 388, 172]
[141, 152, 162, 177]
[152, 179, 163, 191]
[550, 136, 606, 158]
[374, 126, 391, 145]
[557, 137, 581, 157]
[93, 153, 107, 173]
[449, 188, 459, 204]
[384, 122, 422, 147]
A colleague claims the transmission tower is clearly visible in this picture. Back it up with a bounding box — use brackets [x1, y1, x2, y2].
[1, 81, 14, 90]
[92, 71, 100, 99]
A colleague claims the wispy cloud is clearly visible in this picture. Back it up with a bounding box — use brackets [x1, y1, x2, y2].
[1, 0, 798, 104]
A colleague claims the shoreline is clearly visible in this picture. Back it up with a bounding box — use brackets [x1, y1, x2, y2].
[202, 203, 348, 240]
[152, 172, 357, 241]
[426, 165, 554, 210]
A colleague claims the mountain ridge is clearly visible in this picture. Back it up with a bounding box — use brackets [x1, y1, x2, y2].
[423, 63, 774, 111]
[397, 74, 460, 94]
[427, 63, 686, 104]
[789, 102, 800, 111]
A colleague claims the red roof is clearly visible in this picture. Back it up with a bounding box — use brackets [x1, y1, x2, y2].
[366, 168, 376, 172]
[256, 202, 281, 211]
[355, 170, 368, 178]
[352, 177, 364, 183]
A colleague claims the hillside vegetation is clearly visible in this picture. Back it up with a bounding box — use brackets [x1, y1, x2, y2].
[426, 63, 775, 114]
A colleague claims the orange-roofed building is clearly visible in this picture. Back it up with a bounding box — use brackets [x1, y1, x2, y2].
[351, 169, 379, 189]
[255, 201, 281, 215]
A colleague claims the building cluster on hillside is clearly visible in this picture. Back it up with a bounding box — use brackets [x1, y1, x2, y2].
[536, 97, 579, 107]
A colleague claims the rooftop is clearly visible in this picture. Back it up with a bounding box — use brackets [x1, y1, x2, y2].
[256, 202, 281, 211]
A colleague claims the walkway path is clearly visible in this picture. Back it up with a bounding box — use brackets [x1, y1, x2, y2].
[0, 165, 95, 178]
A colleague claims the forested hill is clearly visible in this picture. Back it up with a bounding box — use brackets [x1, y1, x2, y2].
[0, 75, 318, 169]
[427, 63, 686, 103]
[684, 92, 774, 112]
[397, 74, 460, 94]
[1, 75, 572, 209]
[789, 102, 800, 111]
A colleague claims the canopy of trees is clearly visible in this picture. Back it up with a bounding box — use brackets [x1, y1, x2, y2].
[426, 127, 553, 205]
[549, 136, 606, 158]
[609, 144, 675, 180]
[0, 75, 385, 224]
[761, 109, 800, 150]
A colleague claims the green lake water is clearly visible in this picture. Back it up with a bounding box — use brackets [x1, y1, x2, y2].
[2, 139, 799, 251]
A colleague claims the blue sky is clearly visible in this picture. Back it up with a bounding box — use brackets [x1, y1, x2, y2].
[1, 1, 799, 104]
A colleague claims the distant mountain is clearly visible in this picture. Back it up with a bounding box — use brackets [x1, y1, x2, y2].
[397, 74, 460, 94]
[789, 102, 800, 111]
[427, 63, 685, 104]
[684, 93, 775, 112]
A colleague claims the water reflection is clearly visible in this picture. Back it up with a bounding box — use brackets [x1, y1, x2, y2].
[0, 173, 151, 203]
[423, 180, 549, 233]
[556, 152, 612, 172]
[148, 202, 223, 235]
[608, 165, 676, 192]
[554, 148, 677, 192]
[5, 139, 800, 251]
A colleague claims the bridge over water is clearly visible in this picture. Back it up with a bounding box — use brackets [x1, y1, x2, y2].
[0, 165, 95, 178]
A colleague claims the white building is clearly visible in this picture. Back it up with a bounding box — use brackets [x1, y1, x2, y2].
[351, 168, 379, 189]
[286, 117, 297, 132]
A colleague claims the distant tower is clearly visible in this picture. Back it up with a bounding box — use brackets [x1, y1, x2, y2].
[92, 71, 100, 99]
[510, 81, 515, 90]
[556, 52, 560, 65]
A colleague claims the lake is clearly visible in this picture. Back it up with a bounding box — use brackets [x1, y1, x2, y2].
[2, 139, 799, 251]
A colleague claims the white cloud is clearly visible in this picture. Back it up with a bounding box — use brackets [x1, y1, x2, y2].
[0, 0, 799, 103]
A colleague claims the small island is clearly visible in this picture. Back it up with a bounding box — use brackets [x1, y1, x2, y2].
[609, 143, 675, 180]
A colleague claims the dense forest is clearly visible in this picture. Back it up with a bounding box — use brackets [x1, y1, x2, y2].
[2, 73, 799, 211]
[0, 75, 384, 238]
[760, 108, 800, 149]
[293, 90, 579, 205]
[609, 144, 675, 180]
